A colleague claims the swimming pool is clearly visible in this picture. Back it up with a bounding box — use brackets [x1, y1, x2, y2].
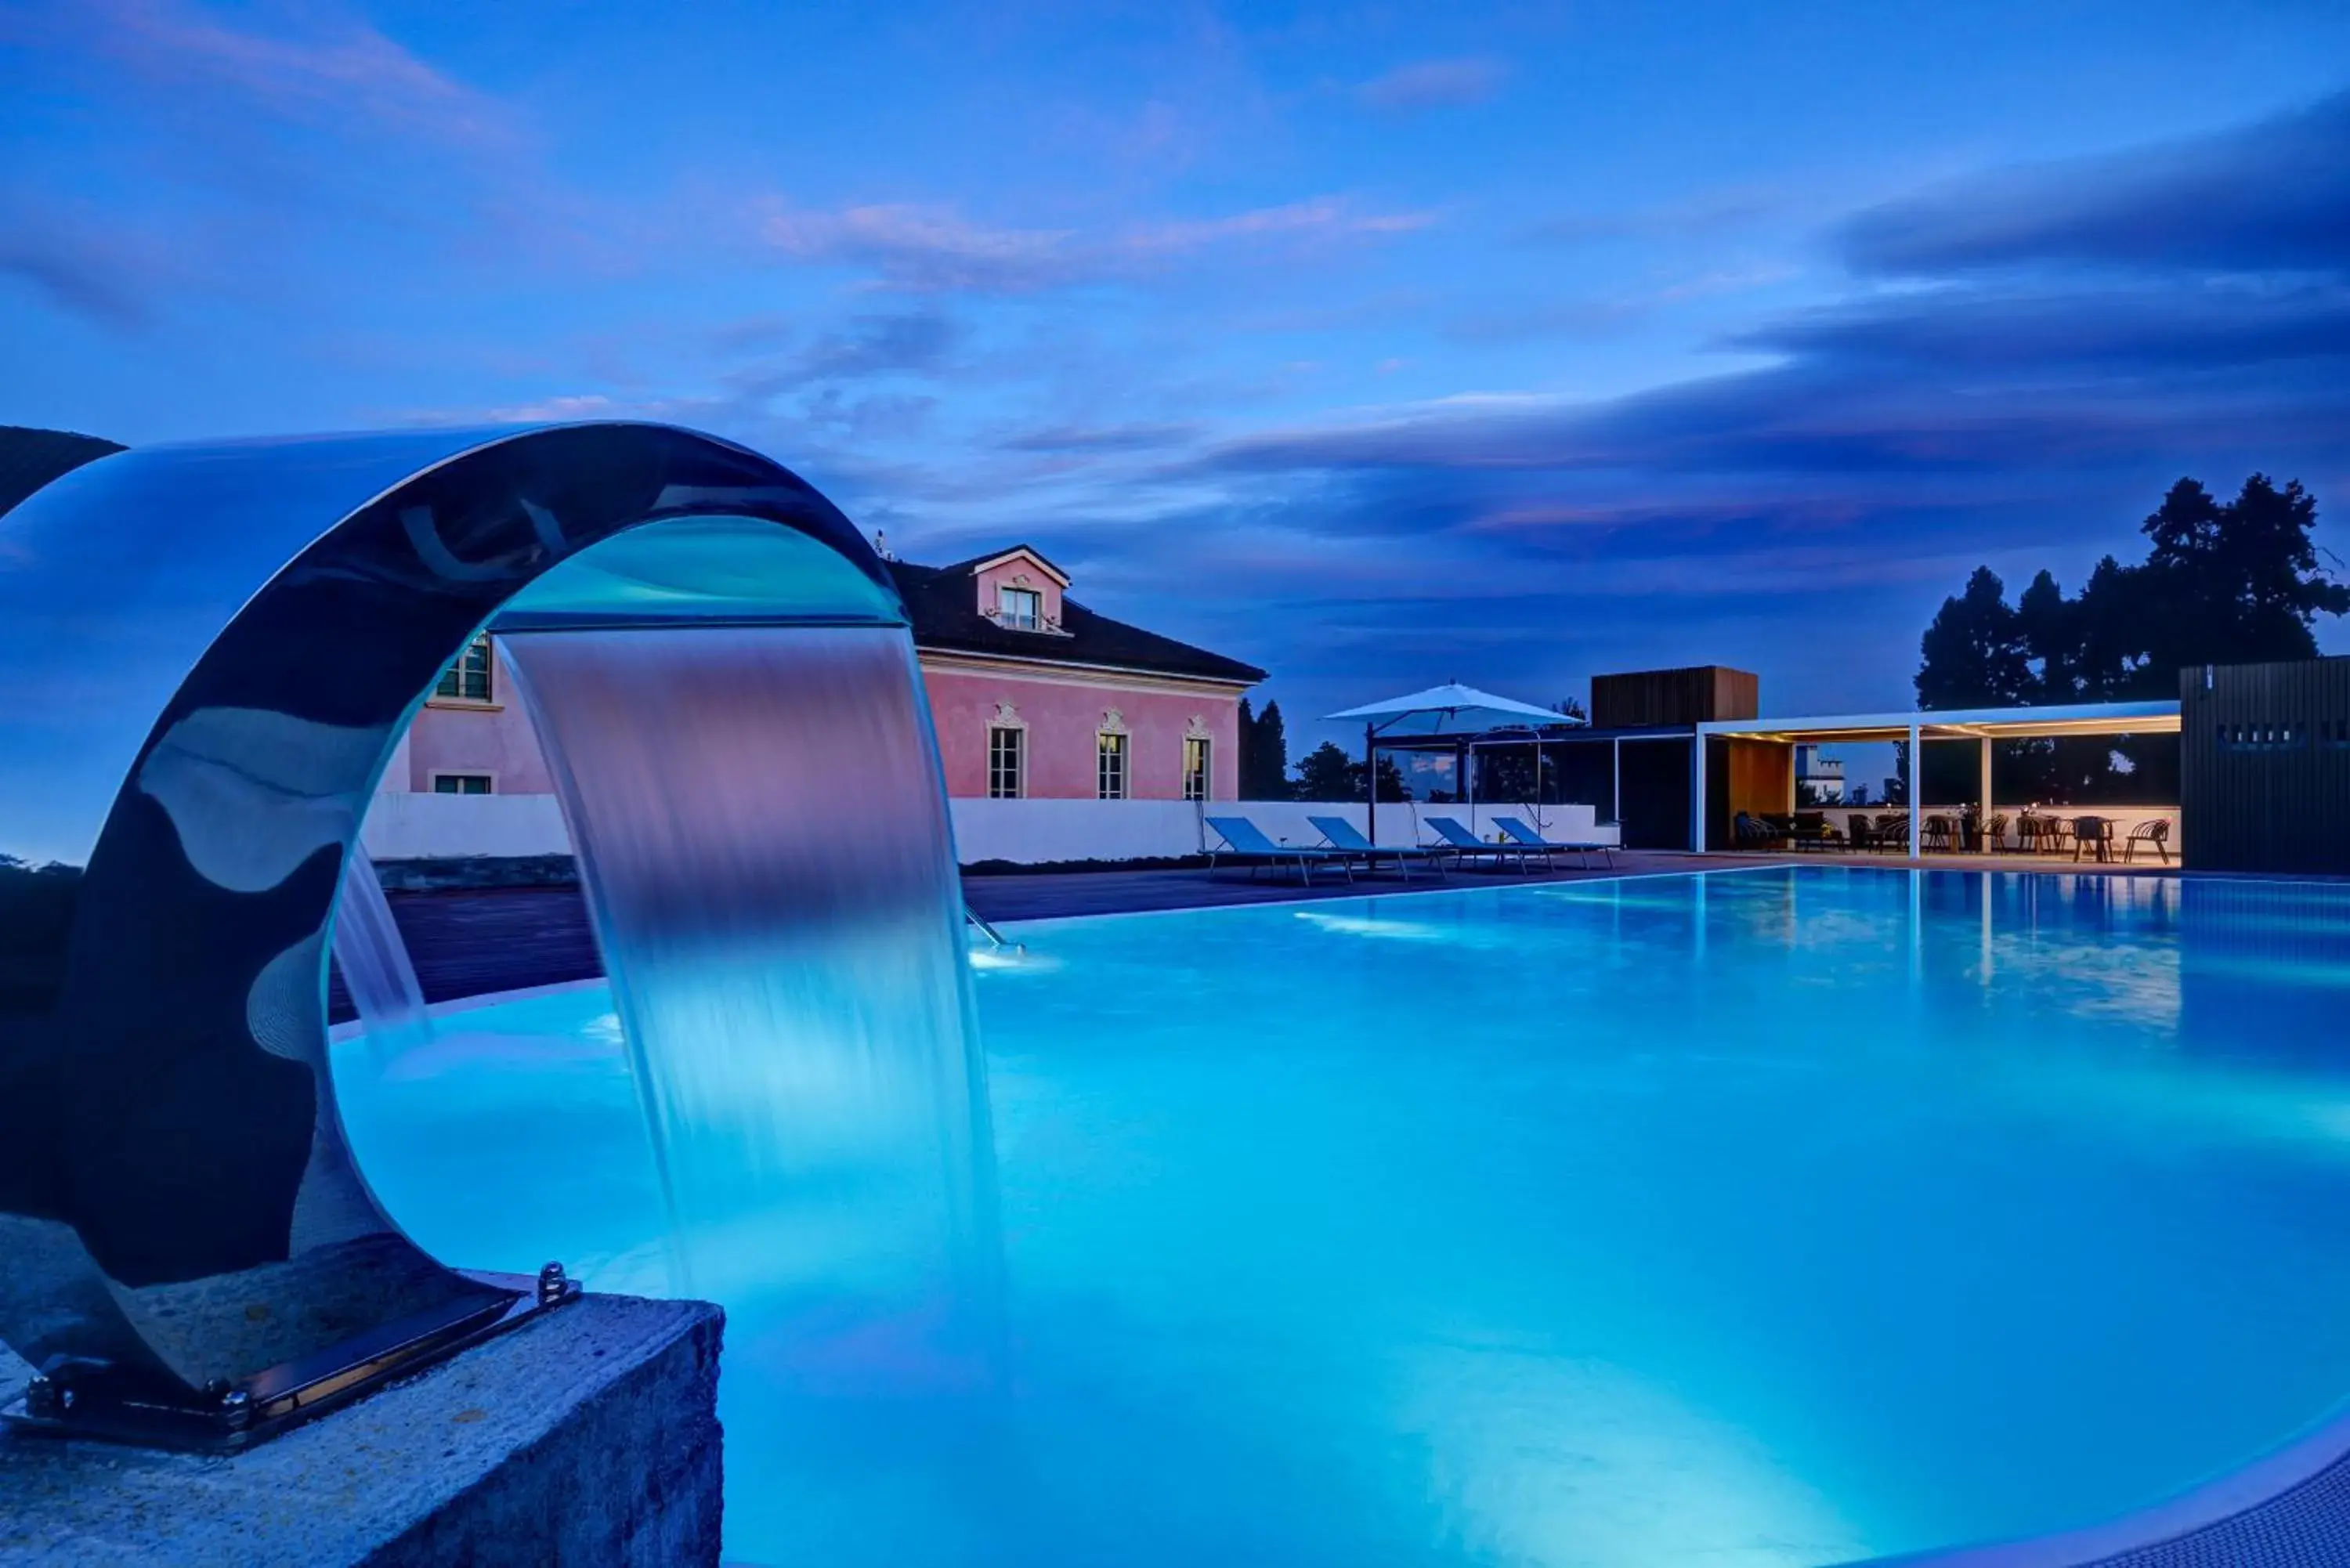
[333, 866, 2350, 1566]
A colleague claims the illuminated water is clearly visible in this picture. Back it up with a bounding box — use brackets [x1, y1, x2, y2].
[331, 849, 428, 1051]
[497, 627, 996, 1321]
[333, 867, 2350, 1566]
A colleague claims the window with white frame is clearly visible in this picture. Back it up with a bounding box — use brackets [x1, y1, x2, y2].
[987, 726, 1025, 798]
[435, 634, 494, 702]
[432, 773, 493, 795]
[1097, 730, 1128, 800]
[1183, 735, 1211, 801]
[999, 585, 1042, 630]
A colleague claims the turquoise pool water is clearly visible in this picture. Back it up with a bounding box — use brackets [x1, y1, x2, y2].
[333, 867, 2350, 1566]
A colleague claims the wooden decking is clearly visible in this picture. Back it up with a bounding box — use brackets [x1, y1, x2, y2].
[334, 849, 2181, 1018]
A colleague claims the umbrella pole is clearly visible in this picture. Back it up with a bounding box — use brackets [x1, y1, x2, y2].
[1365, 723, 1376, 846]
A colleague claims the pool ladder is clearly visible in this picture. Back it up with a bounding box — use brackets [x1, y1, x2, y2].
[964, 903, 1024, 954]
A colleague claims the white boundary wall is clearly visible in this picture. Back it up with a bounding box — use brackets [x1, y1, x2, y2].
[950, 798, 1618, 863]
[358, 792, 1621, 866]
[361, 791, 572, 859]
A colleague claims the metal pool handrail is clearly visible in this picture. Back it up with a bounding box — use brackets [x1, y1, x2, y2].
[965, 904, 1024, 953]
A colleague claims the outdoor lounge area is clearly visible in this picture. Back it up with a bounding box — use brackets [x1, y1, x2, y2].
[1733, 808, 2175, 862]
[1697, 700, 2183, 865]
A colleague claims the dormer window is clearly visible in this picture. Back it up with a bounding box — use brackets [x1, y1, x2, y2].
[1000, 586, 1042, 631]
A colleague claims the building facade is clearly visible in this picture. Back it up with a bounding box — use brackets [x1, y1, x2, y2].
[1793, 744, 1846, 804]
[387, 544, 1264, 802]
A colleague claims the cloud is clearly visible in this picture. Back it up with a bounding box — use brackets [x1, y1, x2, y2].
[62, 0, 516, 148]
[0, 0, 564, 331]
[1838, 89, 2350, 278]
[0, 201, 170, 328]
[1357, 57, 1508, 113]
[754, 196, 1435, 293]
[1447, 266, 1802, 343]
[1136, 92, 2350, 721]
[1734, 280, 2350, 371]
[999, 421, 1205, 453]
[783, 309, 965, 383]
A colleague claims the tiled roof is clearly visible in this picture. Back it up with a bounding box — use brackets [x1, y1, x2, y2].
[0, 426, 124, 518]
[885, 554, 1264, 685]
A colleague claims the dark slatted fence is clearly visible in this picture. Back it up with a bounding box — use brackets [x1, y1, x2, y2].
[2180, 656, 2350, 874]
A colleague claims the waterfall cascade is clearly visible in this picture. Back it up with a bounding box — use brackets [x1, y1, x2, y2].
[331, 848, 431, 1055]
[500, 624, 1001, 1357]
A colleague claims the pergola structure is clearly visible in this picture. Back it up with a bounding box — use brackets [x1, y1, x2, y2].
[1694, 699, 2182, 859]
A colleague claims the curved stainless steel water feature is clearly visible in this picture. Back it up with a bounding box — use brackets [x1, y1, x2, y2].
[0, 421, 989, 1449]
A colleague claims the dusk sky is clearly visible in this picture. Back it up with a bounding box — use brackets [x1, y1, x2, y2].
[6, 1, 2350, 748]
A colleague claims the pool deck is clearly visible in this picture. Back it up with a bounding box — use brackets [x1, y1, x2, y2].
[344, 851, 2179, 1013]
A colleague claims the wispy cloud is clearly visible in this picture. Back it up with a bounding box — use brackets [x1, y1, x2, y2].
[1838, 89, 2350, 278]
[1357, 57, 1509, 114]
[1447, 265, 1802, 342]
[754, 196, 1436, 293]
[723, 309, 967, 393]
[999, 421, 1204, 453]
[0, 197, 173, 328]
[1120, 85, 2350, 713]
[60, 0, 517, 147]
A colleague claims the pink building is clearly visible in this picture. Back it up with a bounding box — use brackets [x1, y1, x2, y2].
[389, 544, 1264, 801]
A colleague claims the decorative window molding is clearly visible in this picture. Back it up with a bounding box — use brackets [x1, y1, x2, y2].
[1099, 707, 1130, 736]
[986, 721, 1025, 799]
[1184, 714, 1211, 741]
[1097, 727, 1130, 800]
[1183, 734, 1212, 802]
[990, 701, 1028, 731]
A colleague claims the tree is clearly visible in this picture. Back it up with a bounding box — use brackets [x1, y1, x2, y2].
[1912, 474, 2348, 804]
[1239, 699, 1289, 799]
[1916, 566, 2031, 710]
[1476, 746, 1539, 804]
[1291, 741, 1410, 801]
[2014, 569, 2079, 703]
[1293, 741, 1355, 801]
[2134, 475, 2350, 681]
[1920, 475, 2349, 713]
[1236, 697, 1254, 797]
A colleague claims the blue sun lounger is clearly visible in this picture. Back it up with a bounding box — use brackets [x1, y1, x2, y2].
[1308, 815, 1448, 880]
[1494, 815, 1618, 871]
[1205, 816, 1354, 885]
[1422, 815, 1535, 873]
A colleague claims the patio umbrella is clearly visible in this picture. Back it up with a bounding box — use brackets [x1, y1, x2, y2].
[1325, 684, 1582, 841]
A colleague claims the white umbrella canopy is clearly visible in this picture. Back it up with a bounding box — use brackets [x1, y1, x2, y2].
[1325, 682, 1580, 737]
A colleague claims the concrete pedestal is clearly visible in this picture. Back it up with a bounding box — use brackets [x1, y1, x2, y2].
[0, 1293, 722, 1567]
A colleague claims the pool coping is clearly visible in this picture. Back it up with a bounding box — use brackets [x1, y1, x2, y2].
[1852, 1403, 2350, 1566]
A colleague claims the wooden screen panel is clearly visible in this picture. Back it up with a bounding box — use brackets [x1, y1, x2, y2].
[1592, 666, 1761, 728]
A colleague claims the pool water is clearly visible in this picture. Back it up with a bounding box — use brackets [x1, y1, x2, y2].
[333, 867, 2350, 1567]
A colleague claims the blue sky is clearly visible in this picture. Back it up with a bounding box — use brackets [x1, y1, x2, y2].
[6, 2, 2350, 750]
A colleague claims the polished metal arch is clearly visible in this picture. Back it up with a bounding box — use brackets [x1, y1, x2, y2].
[0, 422, 904, 1445]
